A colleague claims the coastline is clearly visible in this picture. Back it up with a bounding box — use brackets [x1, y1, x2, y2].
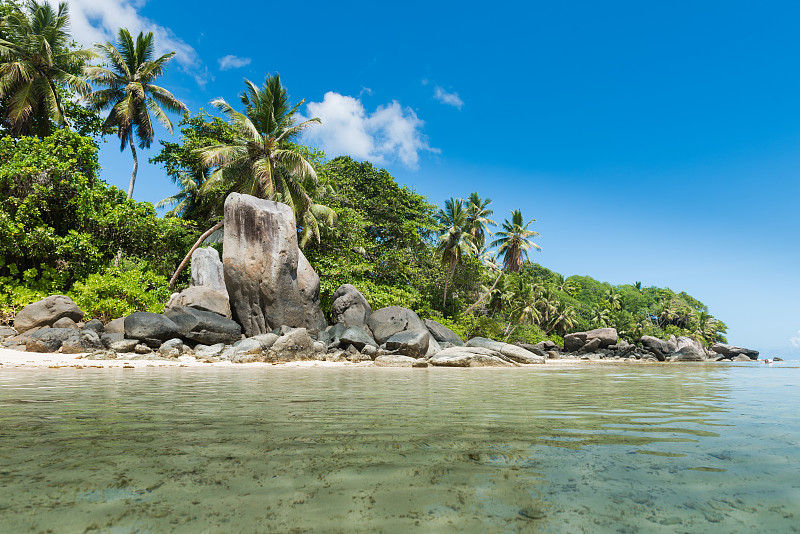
[0, 347, 715, 370]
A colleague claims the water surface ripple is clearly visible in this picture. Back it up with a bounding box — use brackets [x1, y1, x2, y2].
[1, 363, 798, 533]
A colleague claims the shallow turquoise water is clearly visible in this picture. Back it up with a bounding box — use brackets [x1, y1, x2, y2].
[0, 362, 798, 533]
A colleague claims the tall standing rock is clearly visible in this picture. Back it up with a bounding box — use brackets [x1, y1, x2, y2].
[191, 247, 228, 297]
[222, 193, 327, 336]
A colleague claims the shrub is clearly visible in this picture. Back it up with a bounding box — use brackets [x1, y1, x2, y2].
[69, 263, 172, 322]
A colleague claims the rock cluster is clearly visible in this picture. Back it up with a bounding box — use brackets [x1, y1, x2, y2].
[1, 194, 766, 367]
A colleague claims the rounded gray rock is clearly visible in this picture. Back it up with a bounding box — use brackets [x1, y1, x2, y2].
[14, 295, 84, 333]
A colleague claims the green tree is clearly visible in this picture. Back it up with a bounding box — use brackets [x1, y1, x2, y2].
[83, 28, 187, 198]
[436, 198, 475, 307]
[151, 111, 237, 224]
[0, 0, 93, 136]
[489, 209, 541, 272]
[0, 128, 195, 292]
[198, 74, 321, 218]
[464, 192, 495, 251]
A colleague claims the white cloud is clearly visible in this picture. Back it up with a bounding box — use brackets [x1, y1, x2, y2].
[218, 55, 251, 71]
[302, 92, 438, 169]
[434, 86, 464, 109]
[791, 331, 800, 347]
[48, 0, 210, 86]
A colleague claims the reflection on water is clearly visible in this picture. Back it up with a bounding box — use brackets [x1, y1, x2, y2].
[0, 364, 798, 533]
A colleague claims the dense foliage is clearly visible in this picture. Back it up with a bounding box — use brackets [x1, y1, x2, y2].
[0, 2, 730, 348]
[0, 129, 196, 320]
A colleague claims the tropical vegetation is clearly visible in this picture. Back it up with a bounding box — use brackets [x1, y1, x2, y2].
[0, 0, 729, 348]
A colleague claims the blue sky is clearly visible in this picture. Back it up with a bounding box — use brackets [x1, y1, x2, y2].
[56, 0, 799, 356]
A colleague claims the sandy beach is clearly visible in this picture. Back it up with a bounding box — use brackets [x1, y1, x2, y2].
[0, 347, 640, 369]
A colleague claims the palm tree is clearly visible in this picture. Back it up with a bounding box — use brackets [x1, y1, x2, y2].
[489, 209, 541, 272]
[436, 198, 475, 307]
[83, 29, 188, 198]
[502, 277, 541, 340]
[156, 169, 201, 218]
[198, 75, 321, 215]
[464, 192, 495, 251]
[170, 75, 325, 289]
[0, 1, 94, 136]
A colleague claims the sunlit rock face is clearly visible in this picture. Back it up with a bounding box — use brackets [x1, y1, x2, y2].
[222, 193, 326, 337]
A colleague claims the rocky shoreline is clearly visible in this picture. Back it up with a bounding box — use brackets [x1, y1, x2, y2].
[0, 193, 764, 368]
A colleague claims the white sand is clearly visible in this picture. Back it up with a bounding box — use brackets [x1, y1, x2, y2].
[0, 347, 634, 370]
[0, 346, 362, 369]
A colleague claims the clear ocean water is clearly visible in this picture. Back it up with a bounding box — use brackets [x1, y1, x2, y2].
[0, 362, 798, 533]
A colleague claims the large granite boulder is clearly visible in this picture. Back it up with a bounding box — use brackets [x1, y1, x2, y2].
[711, 343, 759, 360]
[331, 284, 372, 329]
[367, 306, 426, 345]
[124, 312, 182, 342]
[466, 337, 546, 364]
[386, 329, 430, 358]
[25, 328, 76, 352]
[164, 306, 242, 345]
[675, 336, 706, 357]
[563, 332, 588, 352]
[267, 328, 316, 362]
[564, 328, 618, 351]
[670, 346, 706, 362]
[223, 193, 326, 336]
[61, 330, 104, 354]
[340, 326, 378, 351]
[191, 247, 228, 296]
[14, 295, 84, 333]
[424, 319, 464, 346]
[428, 347, 516, 367]
[166, 286, 231, 319]
[585, 328, 618, 348]
[640, 335, 669, 354]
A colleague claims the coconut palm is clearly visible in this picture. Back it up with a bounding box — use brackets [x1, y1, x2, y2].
[464, 192, 495, 251]
[502, 277, 541, 340]
[83, 29, 188, 198]
[0, 1, 94, 136]
[546, 302, 577, 335]
[156, 169, 201, 218]
[198, 75, 321, 216]
[170, 76, 325, 288]
[436, 198, 476, 306]
[489, 209, 541, 272]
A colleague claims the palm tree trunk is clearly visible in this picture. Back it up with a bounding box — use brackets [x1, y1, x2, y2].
[442, 255, 457, 308]
[504, 321, 521, 342]
[127, 135, 138, 198]
[464, 270, 504, 315]
[169, 220, 224, 289]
